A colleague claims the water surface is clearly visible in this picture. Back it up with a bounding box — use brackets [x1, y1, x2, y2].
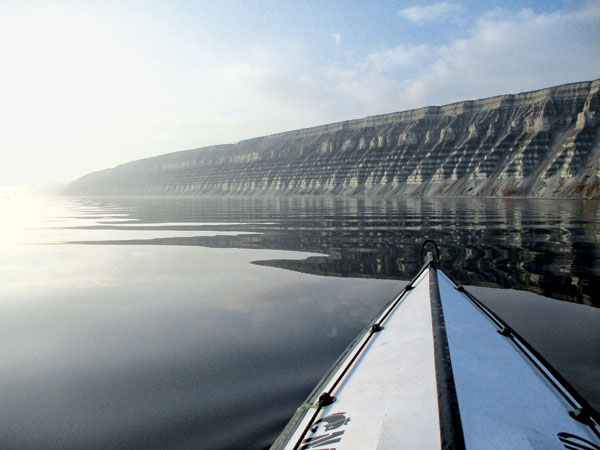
[0, 195, 598, 449]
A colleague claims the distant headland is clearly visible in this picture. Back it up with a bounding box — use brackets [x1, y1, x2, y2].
[65, 79, 600, 198]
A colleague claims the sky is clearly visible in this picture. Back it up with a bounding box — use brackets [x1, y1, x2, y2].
[0, 0, 599, 186]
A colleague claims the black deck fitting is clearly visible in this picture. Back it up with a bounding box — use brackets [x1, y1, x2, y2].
[497, 327, 511, 337]
[421, 240, 441, 265]
[569, 408, 592, 425]
[371, 324, 384, 333]
[318, 393, 336, 407]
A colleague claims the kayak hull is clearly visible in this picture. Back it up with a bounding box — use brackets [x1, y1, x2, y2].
[271, 262, 600, 449]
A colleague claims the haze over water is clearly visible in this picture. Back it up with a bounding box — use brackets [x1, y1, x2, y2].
[0, 194, 598, 449]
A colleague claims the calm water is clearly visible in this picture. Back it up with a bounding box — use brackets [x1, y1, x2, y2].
[0, 195, 598, 449]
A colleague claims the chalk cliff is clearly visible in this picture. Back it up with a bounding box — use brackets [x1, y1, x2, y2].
[65, 79, 600, 198]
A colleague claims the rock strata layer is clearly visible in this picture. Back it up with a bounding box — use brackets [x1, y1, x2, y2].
[65, 79, 600, 198]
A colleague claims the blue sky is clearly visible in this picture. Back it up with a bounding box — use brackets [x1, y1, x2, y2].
[0, 0, 598, 185]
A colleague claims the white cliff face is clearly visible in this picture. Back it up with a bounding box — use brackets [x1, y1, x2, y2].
[65, 79, 600, 198]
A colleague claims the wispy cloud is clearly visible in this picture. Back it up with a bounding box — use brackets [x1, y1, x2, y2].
[179, 2, 600, 141]
[328, 2, 600, 115]
[6, 1, 597, 185]
[331, 33, 342, 48]
[398, 2, 462, 24]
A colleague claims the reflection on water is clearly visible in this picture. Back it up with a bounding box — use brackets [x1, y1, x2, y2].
[0, 194, 598, 450]
[63, 196, 599, 306]
[1, 246, 400, 450]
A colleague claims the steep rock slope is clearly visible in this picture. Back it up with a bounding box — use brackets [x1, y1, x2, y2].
[65, 79, 600, 197]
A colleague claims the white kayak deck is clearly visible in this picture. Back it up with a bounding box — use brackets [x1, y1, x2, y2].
[271, 263, 600, 450]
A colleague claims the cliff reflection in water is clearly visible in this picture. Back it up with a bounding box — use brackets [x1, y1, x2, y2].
[68, 196, 599, 307]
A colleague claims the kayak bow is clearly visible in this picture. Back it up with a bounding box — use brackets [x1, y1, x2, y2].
[271, 243, 600, 450]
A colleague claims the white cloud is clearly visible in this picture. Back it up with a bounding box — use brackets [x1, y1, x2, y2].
[331, 33, 342, 48]
[177, 45, 353, 140]
[366, 44, 431, 73]
[398, 2, 462, 24]
[3, 2, 599, 184]
[175, 1, 600, 142]
[328, 2, 600, 115]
